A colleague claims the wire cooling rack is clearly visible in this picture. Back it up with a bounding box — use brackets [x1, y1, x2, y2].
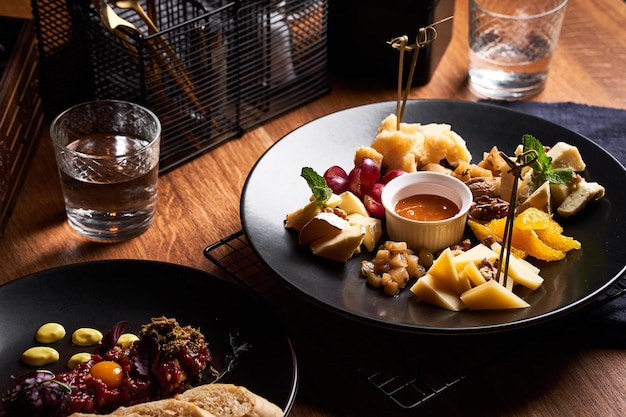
[204, 230, 626, 411]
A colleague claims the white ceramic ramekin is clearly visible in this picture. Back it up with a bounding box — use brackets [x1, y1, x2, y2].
[381, 172, 473, 252]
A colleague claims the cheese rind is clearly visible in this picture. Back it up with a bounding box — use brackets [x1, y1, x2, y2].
[310, 224, 365, 262]
[298, 212, 349, 245]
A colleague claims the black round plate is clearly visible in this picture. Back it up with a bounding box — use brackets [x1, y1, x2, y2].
[241, 100, 626, 334]
[0, 260, 297, 413]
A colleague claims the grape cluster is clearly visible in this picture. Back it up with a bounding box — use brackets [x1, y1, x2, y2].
[323, 157, 407, 218]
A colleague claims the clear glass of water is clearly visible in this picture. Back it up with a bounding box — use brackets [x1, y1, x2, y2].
[50, 100, 161, 242]
[468, 0, 568, 100]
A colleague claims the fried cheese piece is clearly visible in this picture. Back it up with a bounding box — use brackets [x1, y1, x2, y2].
[370, 114, 472, 172]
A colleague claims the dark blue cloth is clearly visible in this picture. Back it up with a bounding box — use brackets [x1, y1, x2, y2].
[484, 100, 626, 346]
[481, 100, 626, 165]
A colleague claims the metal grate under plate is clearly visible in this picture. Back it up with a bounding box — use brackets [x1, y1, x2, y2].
[204, 230, 626, 411]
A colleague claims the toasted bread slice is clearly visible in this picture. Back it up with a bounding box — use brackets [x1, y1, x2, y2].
[111, 398, 215, 417]
[176, 384, 283, 417]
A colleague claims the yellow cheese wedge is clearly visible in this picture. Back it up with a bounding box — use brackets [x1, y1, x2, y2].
[410, 274, 466, 311]
[463, 261, 487, 286]
[310, 224, 365, 262]
[457, 270, 472, 292]
[347, 213, 382, 252]
[491, 243, 544, 290]
[452, 243, 498, 270]
[337, 191, 369, 217]
[325, 193, 343, 208]
[491, 242, 540, 274]
[460, 279, 530, 309]
[429, 247, 463, 295]
[286, 194, 342, 231]
[298, 212, 349, 245]
[285, 200, 323, 231]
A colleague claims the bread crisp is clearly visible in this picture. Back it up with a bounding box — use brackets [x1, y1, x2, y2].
[69, 384, 283, 417]
[176, 384, 284, 417]
[111, 398, 215, 417]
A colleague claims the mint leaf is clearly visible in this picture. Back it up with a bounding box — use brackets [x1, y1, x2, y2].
[543, 168, 574, 184]
[522, 134, 551, 172]
[522, 134, 573, 186]
[301, 167, 332, 206]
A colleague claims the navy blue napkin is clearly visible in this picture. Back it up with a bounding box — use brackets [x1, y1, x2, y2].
[481, 100, 626, 165]
[483, 100, 626, 346]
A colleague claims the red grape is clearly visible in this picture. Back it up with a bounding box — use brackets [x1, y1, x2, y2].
[358, 157, 381, 191]
[324, 165, 349, 181]
[381, 169, 408, 184]
[368, 183, 385, 204]
[325, 175, 349, 194]
[347, 167, 364, 198]
[323, 165, 350, 193]
[363, 195, 385, 218]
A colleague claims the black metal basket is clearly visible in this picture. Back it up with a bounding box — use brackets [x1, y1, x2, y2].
[31, 0, 329, 173]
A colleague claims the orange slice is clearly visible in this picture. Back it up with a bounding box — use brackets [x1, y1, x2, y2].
[515, 207, 551, 230]
[511, 228, 566, 261]
[467, 219, 494, 244]
[535, 220, 581, 252]
[468, 218, 528, 259]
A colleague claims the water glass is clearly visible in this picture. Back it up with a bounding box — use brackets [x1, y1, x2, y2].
[50, 100, 161, 242]
[468, 0, 568, 100]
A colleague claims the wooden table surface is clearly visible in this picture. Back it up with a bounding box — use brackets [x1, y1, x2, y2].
[2, 0, 626, 416]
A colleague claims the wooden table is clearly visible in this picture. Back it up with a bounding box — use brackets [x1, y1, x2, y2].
[2, 0, 626, 416]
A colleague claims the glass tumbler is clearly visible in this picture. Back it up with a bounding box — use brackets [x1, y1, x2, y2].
[468, 0, 568, 100]
[50, 100, 161, 242]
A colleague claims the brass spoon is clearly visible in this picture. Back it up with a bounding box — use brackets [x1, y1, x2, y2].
[96, 0, 209, 121]
[111, 0, 159, 34]
[95, 0, 142, 47]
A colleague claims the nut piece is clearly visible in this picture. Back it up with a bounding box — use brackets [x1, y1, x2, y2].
[469, 195, 509, 221]
[466, 177, 500, 199]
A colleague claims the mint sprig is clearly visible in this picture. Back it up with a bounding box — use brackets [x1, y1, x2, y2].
[522, 134, 573, 185]
[301, 167, 332, 206]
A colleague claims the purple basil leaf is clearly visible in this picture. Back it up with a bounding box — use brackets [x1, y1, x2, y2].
[100, 321, 128, 355]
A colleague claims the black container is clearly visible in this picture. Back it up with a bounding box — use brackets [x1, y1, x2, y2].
[327, 0, 454, 86]
[31, 0, 329, 173]
[0, 18, 43, 234]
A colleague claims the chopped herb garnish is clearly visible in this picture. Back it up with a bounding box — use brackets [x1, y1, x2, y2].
[301, 167, 332, 206]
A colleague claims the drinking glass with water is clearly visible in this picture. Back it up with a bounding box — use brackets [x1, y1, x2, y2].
[50, 100, 161, 241]
[468, 0, 568, 100]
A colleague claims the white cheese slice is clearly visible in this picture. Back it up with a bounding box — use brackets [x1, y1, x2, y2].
[546, 142, 586, 172]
